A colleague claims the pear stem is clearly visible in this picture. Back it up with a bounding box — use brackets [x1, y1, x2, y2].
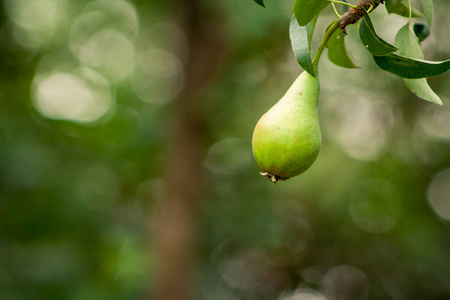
[312, 19, 340, 73]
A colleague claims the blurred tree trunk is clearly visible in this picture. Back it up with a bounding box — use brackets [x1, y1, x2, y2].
[153, 0, 223, 299]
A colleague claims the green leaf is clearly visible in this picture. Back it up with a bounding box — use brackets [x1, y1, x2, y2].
[385, 0, 423, 18]
[359, 8, 398, 56]
[253, 0, 266, 7]
[373, 54, 450, 79]
[306, 15, 317, 44]
[395, 24, 423, 59]
[413, 23, 431, 43]
[326, 25, 360, 69]
[293, 0, 329, 26]
[405, 78, 442, 105]
[289, 15, 318, 76]
[421, 0, 434, 24]
[395, 24, 442, 104]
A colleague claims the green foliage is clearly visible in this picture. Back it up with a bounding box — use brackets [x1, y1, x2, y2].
[2, 0, 450, 299]
[385, 0, 423, 18]
[359, 9, 398, 56]
[252, 0, 449, 184]
[289, 15, 318, 76]
[280, 0, 449, 104]
[413, 22, 431, 42]
[326, 25, 360, 69]
[421, 0, 434, 24]
[252, 0, 447, 102]
[395, 24, 441, 104]
[293, 0, 329, 26]
[253, 0, 266, 7]
[373, 54, 450, 79]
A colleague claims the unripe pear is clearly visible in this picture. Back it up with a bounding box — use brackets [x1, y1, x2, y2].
[252, 71, 321, 183]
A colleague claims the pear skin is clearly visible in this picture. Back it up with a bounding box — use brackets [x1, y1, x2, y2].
[252, 71, 321, 182]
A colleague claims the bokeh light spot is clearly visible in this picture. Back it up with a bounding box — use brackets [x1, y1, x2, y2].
[136, 22, 188, 62]
[204, 138, 252, 175]
[69, 0, 139, 81]
[70, 0, 138, 40]
[219, 251, 268, 290]
[73, 29, 135, 81]
[323, 94, 394, 161]
[87, 0, 139, 37]
[322, 265, 368, 300]
[32, 68, 112, 124]
[130, 69, 184, 104]
[5, 0, 69, 50]
[418, 103, 450, 140]
[138, 49, 182, 79]
[427, 168, 450, 221]
[280, 288, 327, 300]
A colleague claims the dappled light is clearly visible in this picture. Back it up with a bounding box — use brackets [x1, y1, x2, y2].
[219, 251, 268, 290]
[72, 28, 135, 81]
[411, 122, 447, 164]
[69, 0, 139, 82]
[204, 138, 252, 175]
[130, 22, 187, 104]
[427, 168, 450, 221]
[5, 0, 70, 50]
[1, 0, 450, 299]
[69, 0, 139, 39]
[32, 68, 112, 123]
[138, 49, 182, 79]
[322, 265, 368, 300]
[279, 288, 327, 300]
[131, 47, 184, 104]
[322, 93, 394, 161]
[418, 102, 450, 140]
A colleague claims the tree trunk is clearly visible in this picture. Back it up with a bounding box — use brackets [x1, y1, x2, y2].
[153, 0, 223, 299]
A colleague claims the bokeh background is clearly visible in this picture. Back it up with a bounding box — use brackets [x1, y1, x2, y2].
[1, 0, 450, 299]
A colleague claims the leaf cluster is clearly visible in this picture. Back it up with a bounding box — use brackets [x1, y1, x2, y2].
[254, 0, 449, 105]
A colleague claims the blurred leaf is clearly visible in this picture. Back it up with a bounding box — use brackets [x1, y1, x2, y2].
[395, 24, 423, 58]
[305, 16, 317, 43]
[413, 23, 431, 43]
[253, 0, 266, 7]
[293, 0, 329, 26]
[421, 0, 434, 24]
[385, 0, 423, 18]
[373, 54, 450, 79]
[341, 0, 350, 14]
[395, 24, 442, 104]
[404, 78, 442, 105]
[289, 15, 318, 76]
[326, 25, 360, 69]
[359, 9, 398, 56]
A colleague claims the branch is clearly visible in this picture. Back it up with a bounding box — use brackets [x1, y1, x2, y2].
[339, 0, 384, 31]
[311, 0, 384, 70]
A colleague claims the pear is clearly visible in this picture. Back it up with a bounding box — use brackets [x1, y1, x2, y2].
[252, 71, 321, 183]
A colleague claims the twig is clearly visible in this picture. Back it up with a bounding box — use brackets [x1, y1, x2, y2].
[339, 0, 384, 30]
[312, 0, 384, 69]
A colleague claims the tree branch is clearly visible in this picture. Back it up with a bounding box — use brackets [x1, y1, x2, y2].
[339, 0, 384, 31]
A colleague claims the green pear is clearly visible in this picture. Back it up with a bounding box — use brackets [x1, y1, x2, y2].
[252, 71, 321, 183]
